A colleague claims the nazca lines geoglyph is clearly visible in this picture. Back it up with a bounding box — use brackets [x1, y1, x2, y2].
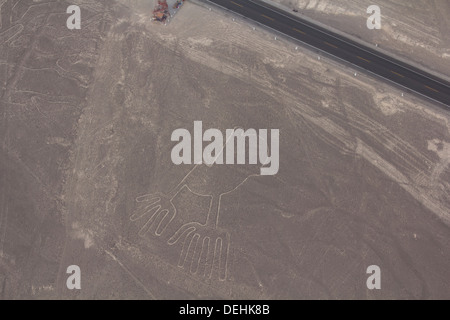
[131, 130, 264, 281]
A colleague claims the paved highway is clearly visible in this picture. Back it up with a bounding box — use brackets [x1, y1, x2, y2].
[205, 0, 450, 107]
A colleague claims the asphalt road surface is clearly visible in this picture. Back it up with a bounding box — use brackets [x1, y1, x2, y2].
[205, 0, 450, 108]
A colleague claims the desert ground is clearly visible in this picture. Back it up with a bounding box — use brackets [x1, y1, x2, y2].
[274, 0, 450, 78]
[0, 0, 449, 299]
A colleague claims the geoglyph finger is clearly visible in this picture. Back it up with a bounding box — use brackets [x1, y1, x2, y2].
[155, 209, 171, 236]
[131, 203, 161, 221]
[177, 230, 196, 268]
[138, 206, 169, 236]
[168, 225, 196, 245]
[136, 195, 160, 204]
[196, 236, 210, 277]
